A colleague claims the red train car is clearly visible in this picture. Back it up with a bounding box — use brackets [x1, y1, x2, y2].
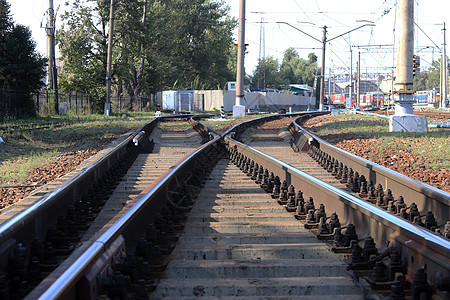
[330, 93, 385, 108]
[330, 94, 346, 107]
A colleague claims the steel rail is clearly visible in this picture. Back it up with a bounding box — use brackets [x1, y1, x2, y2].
[0, 115, 199, 276]
[0, 118, 155, 240]
[289, 117, 450, 226]
[20, 112, 449, 298]
[222, 111, 328, 139]
[224, 135, 449, 290]
[31, 135, 223, 299]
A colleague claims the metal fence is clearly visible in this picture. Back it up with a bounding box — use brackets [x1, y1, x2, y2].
[1, 88, 158, 119]
[0, 89, 29, 120]
[35, 91, 94, 115]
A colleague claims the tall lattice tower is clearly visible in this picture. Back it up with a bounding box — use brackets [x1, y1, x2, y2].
[258, 18, 266, 89]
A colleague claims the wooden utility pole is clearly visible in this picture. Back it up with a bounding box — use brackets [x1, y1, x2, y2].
[105, 0, 115, 116]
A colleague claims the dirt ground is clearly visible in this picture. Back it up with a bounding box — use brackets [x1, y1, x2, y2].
[2, 115, 448, 210]
[259, 117, 449, 193]
[0, 149, 98, 208]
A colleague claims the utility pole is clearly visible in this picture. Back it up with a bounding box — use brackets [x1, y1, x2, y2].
[319, 26, 327, 111]
[348, 47, 353, 109]
[356, 51, 361, 108]
[46, 0, 58, 114]
[105, 0, 115, 116]
[440, 22, 448, 109]
[328, 68, 331, 101]
[258, 17, 266, 89]
[390, 0, 427, 132]
[233, 0, 246, 117]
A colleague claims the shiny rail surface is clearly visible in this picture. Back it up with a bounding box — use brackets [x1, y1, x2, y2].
[0, 114, 211, 299]
[1, 113, 448, 299]
[289, 117, 449, 232]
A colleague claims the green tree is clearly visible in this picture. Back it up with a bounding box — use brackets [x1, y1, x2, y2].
[58, 0, 236, 111]
[413, 71, 429, 91]
[57, 0, 109, 111]
[279, 48, 318, 87]
[0, 0, 46, 117]
[147, 0, 236, 91]
[252, 56, 282, 89]
[427, 59, 441, 90]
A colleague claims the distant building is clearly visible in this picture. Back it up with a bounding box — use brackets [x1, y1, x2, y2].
[289, 84, 314, 96]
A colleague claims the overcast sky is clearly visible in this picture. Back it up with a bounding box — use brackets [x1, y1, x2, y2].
[8, 0, 450, 79]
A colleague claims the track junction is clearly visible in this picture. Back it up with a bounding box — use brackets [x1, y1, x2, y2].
[0, 112, 448, 299]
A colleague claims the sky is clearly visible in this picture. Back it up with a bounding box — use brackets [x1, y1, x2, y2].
[8, 0, 450, 84]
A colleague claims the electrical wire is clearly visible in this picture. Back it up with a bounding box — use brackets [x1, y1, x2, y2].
[414, 22, 442, 52]
[291, 0, 315, 24]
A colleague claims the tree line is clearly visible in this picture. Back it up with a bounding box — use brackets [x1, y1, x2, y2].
[251, 49, 319, 91]
[413, 59, 444, 91]
[0, 0, 444, 119]
[57, 0, 237, 112]
[0, 0, 46, 118]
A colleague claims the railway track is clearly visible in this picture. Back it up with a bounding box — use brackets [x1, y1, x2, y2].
[0, 112, 448, 299]
[239, 118, 449, 236]
[372, 110, 450, 120]
[0, 122, 64, 133]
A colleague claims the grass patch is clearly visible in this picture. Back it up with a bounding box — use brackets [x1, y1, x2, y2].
[307, 112, 450, 170]
[202, 120, 233, 131]
[0, 112, 156, 185]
